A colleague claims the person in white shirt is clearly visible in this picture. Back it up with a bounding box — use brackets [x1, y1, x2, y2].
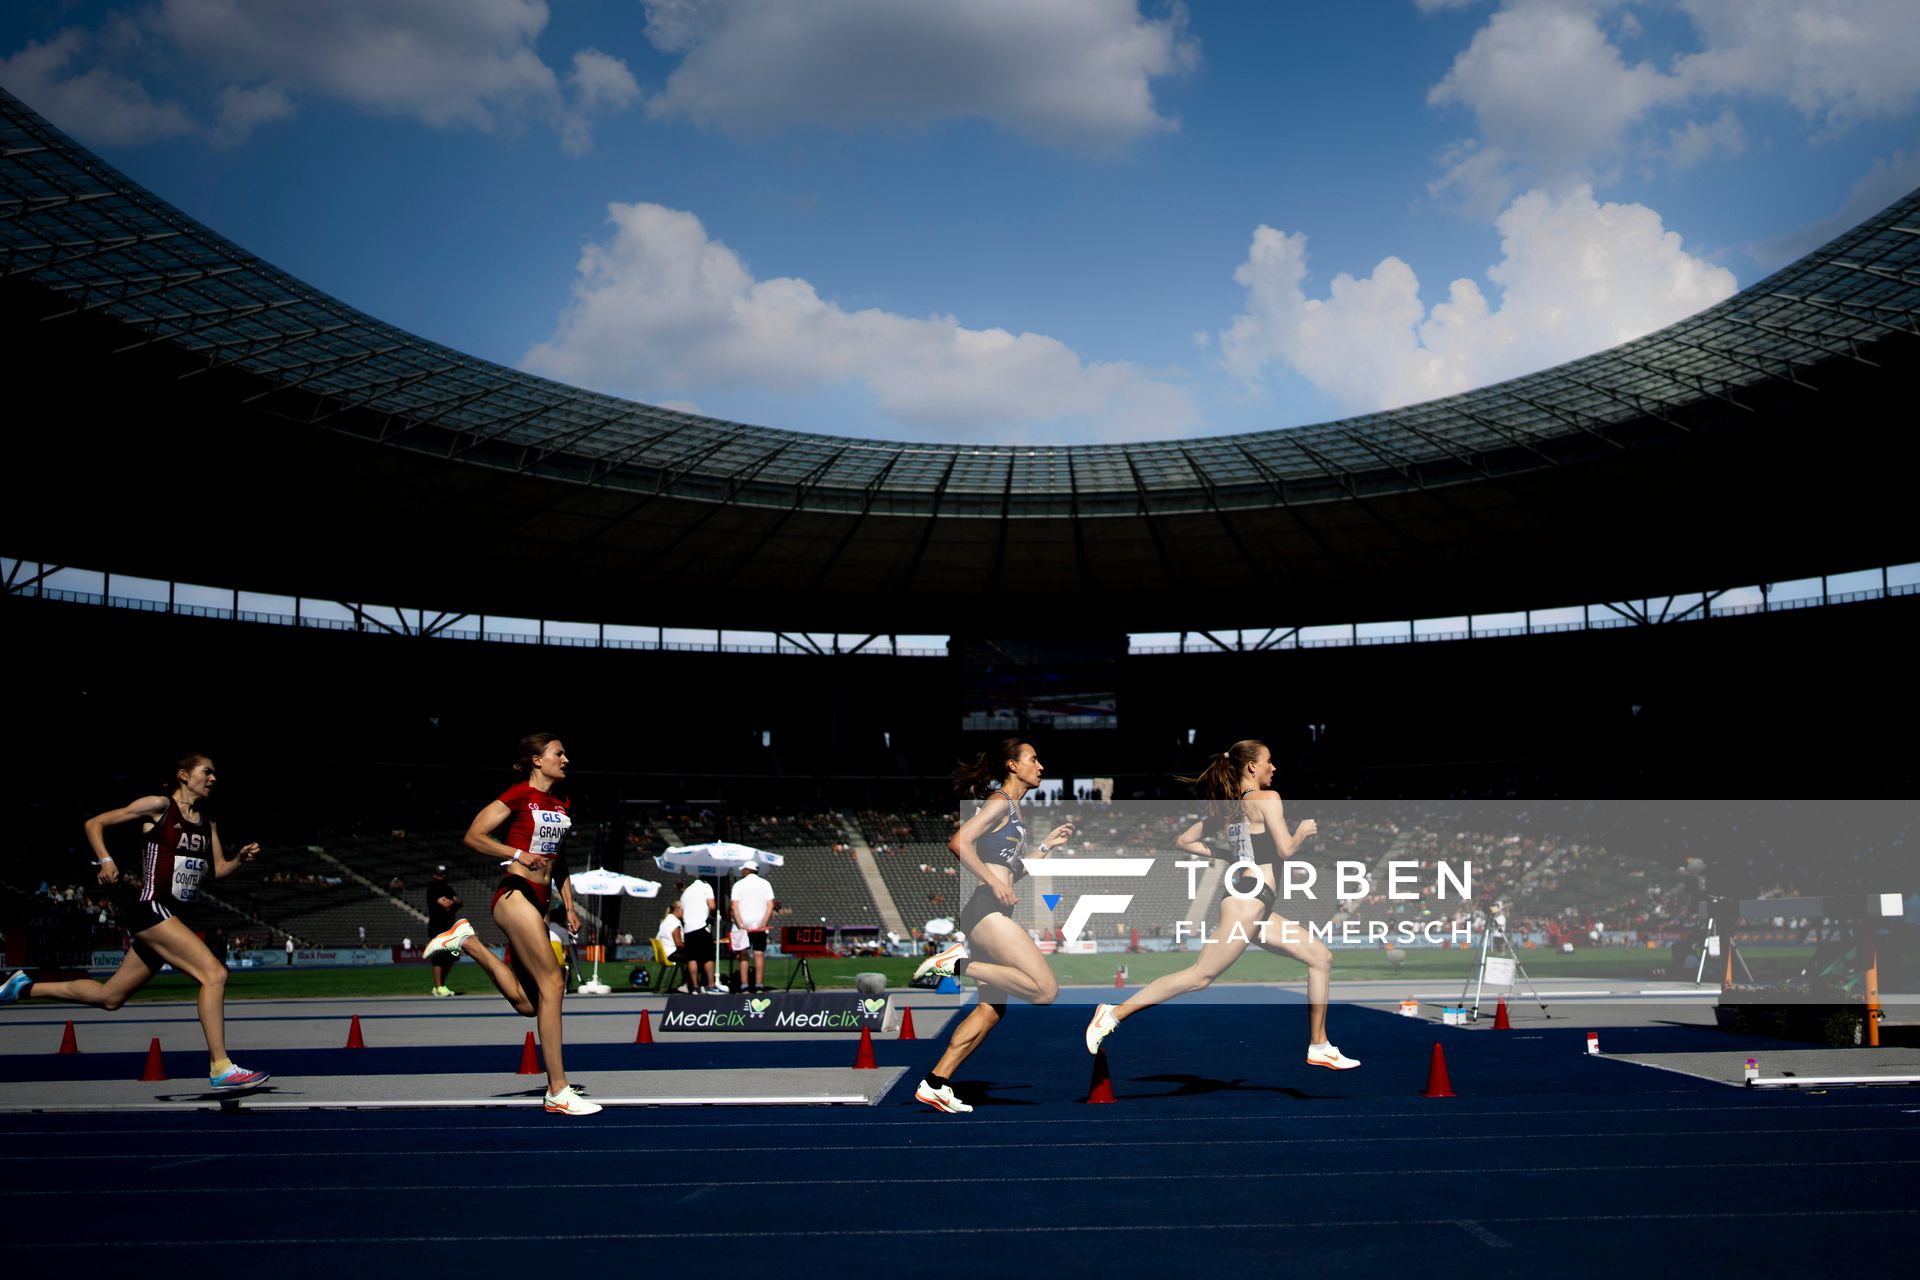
[730, 865, 777, 994]
[679, 879, 721, 994]
[653, 901, 688, 992]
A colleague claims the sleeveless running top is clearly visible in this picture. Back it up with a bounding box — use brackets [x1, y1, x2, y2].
[974, 785, 1029, 884]
[495, 783, 572, 861]
[1218, 789, 1282, 865]
[140, 797, 211, 906]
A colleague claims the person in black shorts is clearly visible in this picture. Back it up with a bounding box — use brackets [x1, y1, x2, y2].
[426, 865, 462, 996]
[911, 738, 1074, 1115]
[1081, 739, 1358, 1071]
[729, 864, 776, 993]
[0, 752, 270, 1091]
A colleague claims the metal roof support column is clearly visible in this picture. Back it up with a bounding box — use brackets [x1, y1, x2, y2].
[102, 571, 109, 605]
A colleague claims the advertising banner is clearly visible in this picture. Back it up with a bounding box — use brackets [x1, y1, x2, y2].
[658, 991, 890, 1033]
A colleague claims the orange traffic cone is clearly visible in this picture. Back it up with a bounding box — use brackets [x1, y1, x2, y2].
[515, 1031, 541, 1075]
[853, 1025, 877, 1069]
[1113, 965, 1127, 989]
[1085, 1048, 1115, 1104]
[1423, 1042, 1455, 1098]
[58, 1020, 79, 1054]
[634, 1010, 654, 1044]
[898, 1007, 917, 1040]
[140, 1037, 167, 1082]
[1493, 997, 1512, 1030]
[344, 1014, 366, 1049]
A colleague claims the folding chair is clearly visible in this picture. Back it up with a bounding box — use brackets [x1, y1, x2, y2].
[649, 936, 691, 993]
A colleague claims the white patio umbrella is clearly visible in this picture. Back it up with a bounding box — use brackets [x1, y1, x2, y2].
[566, 869, 661, 994]
[655, 844, 784, 991]
[654, 842, 786, 876]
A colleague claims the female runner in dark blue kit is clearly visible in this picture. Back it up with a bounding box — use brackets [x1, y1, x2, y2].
[912, 738, 1075, 1115]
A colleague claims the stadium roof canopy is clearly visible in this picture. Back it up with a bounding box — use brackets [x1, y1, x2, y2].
[3, 86, 1917, 634]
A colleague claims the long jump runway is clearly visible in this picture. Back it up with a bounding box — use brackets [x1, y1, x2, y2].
[2, 993, 1915, 1273]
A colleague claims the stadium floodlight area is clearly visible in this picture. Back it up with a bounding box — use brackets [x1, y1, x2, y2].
[3, 87, 1918, 632]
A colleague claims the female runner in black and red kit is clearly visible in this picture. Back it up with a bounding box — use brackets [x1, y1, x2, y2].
[0, 753, 269, 1090]
[426, 733, 597, 1116]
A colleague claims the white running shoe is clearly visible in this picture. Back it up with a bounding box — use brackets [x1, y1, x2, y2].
[1306, 1042, 1361, 1070]
[913, 940, 967, 981]
[914, 1079, 973, 1114]
[544, 1085, 602, 1116]
[1085, 1002, 1118, 1054]
[430, 985, 457, 997]
[424, 919, 475, 959]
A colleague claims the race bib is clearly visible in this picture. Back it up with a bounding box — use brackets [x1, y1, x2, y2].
[530, 807, 571, 856]
[171, 855, 209, 903]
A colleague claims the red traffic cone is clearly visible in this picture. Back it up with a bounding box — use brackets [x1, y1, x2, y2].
[140, 1037, 168, 1082]
[634, 1010, 654, 1044]
[344, 1014, 366, 1049]
[898, 1007, 917, 1041]
[1423, 1042, 1455, 1098]
[1113, 966, 1127, 989]
[1493, 997, 1512, 1030]
[853, 1025, 877, 1069]
[515, 1031, 541, 1075]
[58, 1020, 79, 1054]
[1085, 1048, 1115, 1104]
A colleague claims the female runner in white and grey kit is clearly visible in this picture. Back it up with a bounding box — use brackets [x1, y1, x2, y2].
[1083, 739, 1359, 1071]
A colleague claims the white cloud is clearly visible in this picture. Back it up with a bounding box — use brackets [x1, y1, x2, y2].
[1218, 184, 1738, 414]
[1428, 0, 1920, 190]
[1675, 0, 1920, 129]
[557, 47, 643, 154]
[212, 82, 296, 147]
[640, 0, 1199, 148]
[568, 48, 641, 115]
[1751, 142, 1920, 266]
[157, 0, 563, 130]
[0, 28, 195, 146]
[522, 202, 1199, 441]
[1656, 107, 1745, 170]
[1429, 137, 1517, 219]
[1428, 1, 1684, 179]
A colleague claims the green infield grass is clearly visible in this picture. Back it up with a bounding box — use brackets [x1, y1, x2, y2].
[101, 944, 1811, 1002]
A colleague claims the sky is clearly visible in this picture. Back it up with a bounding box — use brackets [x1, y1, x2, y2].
[3, 0, 1918, 447]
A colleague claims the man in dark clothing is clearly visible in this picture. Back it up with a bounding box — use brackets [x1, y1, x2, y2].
[427, 866, 462, 996]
